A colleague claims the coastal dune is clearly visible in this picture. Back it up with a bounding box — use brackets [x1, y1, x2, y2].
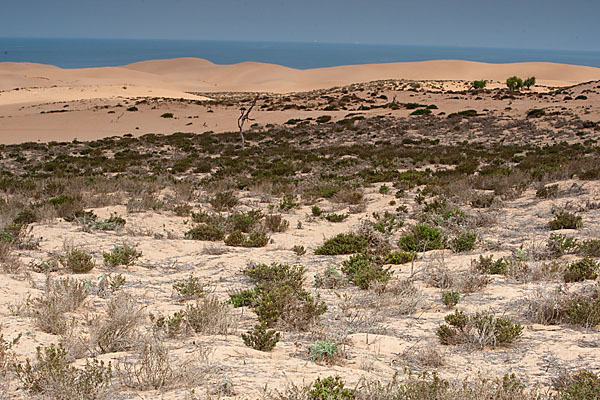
[2, 58, 600, 96]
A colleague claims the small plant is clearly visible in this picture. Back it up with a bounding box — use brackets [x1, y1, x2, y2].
[379, 185, 390, 194]
[292, 245, 306, 256]
[184, 223, 225, 241]
[563, 257, 599, 283]
[398, 224, 444, 252]
[557, 369, 600, 400]
[549, 211, 583, 230]
[224, 231, 269, 247]
[150, 310, 186, 337]
[579, 239, 600, 257]
[312, 205, 323, 216]
[308, 340, 340, 364]
[160, 112, 174, 118]
[547, 234, 579, 256]
[14, 343, 112, 399]
[95, 214, 126, 231]
[60, 247, 95, 273]
[472, 80, 487, 89]
[279, 194, 299, 210]
[264, 214, 289, 232]
[411, 108, 432, 116]
[472, 255, 508, 275]
[173, 274, 205, 299]
[441, 290, 460, 308]
[209, 191, 238, 212]
[308, 375, 354, 400]
[324, 213, 348, 223]
[228, 288, 257, 307]
[536, 184, 559, 198]
[436, 310, 522, 348]
[341, 253, 391, 290]
[314, 266, 347, 289]
[385, 250, 415, 264]
[185, 296, 236, 335]
[103, 244, 141, 268]
[241, 322, 280, 351]
[567, 296, 600, 328]
[506, 76, 523, 91]
[451, 231, 477, 253]
[314, 232, 368, 255]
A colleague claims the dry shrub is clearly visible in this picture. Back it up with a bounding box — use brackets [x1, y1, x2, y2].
[264, 214, 289, 232]
[117, 337, 213, 391]
[32, 276, 89, 335]
[394, 343, 445, 370]
[333, 188, 364, 205]
[524, 288, 569, 325]
[0, 241, 22, 274]
[185, 296, 237, 335]
[424, 261, 489, 294]
[368, 279, 424, 317]
[90, 292, 144, 354]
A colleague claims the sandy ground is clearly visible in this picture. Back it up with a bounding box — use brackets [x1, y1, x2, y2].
[0, 58, 599, 144]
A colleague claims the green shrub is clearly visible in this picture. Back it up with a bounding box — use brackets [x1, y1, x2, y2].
[410, 108, 432, 116]
[173, 274, 205, 299]
[309, 375, 354, 400]
[292, 245, 306, 256]
[241, 322, 280, 352]
[437, 310, 522, 347]
[549, 211, 582, 230]
[441, 290, 460, 308]
[316, 115, 332, 123]
[579, 239, 600, 257]
[536, 184, 558, 198]
[279, 194, 299, 210]
[312, 205, 323, 217]
[472, 255, 508, 275]
[184, 223, 225, 241]
[341, 253, 391, 290]
[558, 369, 600, 400]
[102, 244, 141, 268]
[527, 109, 546, 118]
[224, 231, 269, 247]
[209, 191, 238, 211]
[60, 247, 95, 273]
[314, 232, 369, 255]
[451, 231, 477, 252]
[95, 214, 126, 231]
[324, 213, 348, 223]
[398, 224, 444, 252]
[14, 343, 112, 399]
[506, 76, 523, 91]
[229, 288, 257, 307]
[385, 251, 415, 264]
[547, 234, 579, 256]
[160, 113, 174, 118]
[567, 296, 600, 328]
[472, 80, 487, 89]
[308, 340, 340, 364]
[563, 257, 599, 283]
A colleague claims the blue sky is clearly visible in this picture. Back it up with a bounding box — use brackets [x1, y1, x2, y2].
[2, 0, 599, 51]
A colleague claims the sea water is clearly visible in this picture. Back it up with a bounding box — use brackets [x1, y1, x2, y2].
[1, 37, 600, 69]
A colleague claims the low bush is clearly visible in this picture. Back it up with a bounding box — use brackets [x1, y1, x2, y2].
[209, 191, 238, 211]
[314, 232, 369, 255]
[173, 274, 205, 299]
[341, 253, 391, 290]
[549, 211, 582, 230]
[224, 231, 269, 247]
[324, 213, 348, 223]
[241, 322, 280, 352]
[228, 288, 257, 307]
[385, 250, 414, 264]
[15, 343, 112, 400]
[264, 214, 289, 232]
[563, 257, 599, 283]
[451, 231, 477, 252]
[472, 255, 508, 275]
[398, 224, 444, 252]
[103, 244, 141, 268]
[436, 310, 522, 348]
[60, 247, 95, 273]
[441, 290, 460, 308]
[184, 223, 225, 241]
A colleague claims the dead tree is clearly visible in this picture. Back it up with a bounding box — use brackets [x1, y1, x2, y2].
[237, 95, 259, 147]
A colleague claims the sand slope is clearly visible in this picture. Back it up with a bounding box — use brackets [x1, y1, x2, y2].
[2, 58, 600, 96]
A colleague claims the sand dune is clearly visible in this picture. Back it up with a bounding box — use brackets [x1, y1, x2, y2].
[2, 58, 600, 97]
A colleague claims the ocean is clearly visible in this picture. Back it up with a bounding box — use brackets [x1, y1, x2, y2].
[1, 38, 600, 70]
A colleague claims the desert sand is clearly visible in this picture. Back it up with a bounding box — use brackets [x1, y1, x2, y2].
[0, 58, 599, 399]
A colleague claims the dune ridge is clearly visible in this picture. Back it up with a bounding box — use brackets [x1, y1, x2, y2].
[2, 58, 600, 95]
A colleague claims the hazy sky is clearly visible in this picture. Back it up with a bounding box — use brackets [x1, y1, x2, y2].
[2, 0, 599, 51]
